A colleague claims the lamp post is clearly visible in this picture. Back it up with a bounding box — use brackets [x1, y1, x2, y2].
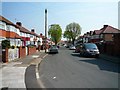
[45, 9, 47, 53]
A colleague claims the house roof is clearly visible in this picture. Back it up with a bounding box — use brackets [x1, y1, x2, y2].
[30, 31, 40, 37]
[101, 25, 120, 34]
[0, 15, 19, 28]
[90, 31, 94, 35]
[0, 15, 13, 25]
[1, 16, 42, 38]
[93, 25, 120, 35]
[16, 24, 31, 34]
[93, 30, 103, 35]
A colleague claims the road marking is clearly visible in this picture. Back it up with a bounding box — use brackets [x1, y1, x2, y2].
[53, 77, 56, 79]
[42, 54, 48, 59]
[34, 53, 48, 88]
[32, 55, 39, 58]
[35, 61, 46, 88]
[36, 72, 39, 79]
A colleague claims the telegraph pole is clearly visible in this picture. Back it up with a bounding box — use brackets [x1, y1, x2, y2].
[45, 9, 47, 53]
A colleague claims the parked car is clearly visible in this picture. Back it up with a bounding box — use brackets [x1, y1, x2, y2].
[80, 43, 100, 58]
[65, 44, 69, 48]
[75, 44, 82, 53]
[64, 44, 67, 47]
[69, 45, 76, 50]
[48, 45, 58, 54]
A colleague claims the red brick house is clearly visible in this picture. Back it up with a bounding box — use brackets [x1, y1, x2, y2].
[0, 15, 21, 46]
[91, 25, 120, 43]
[100, 25, 120, 42]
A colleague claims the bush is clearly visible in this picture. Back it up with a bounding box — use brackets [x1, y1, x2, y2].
[17, 46, 20, 48]
[1, 40, 10, 49]
[27, 44, 36, 48]
[11, 45, 15, 49]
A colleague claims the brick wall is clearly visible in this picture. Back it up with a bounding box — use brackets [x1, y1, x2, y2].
[97, 33, 120, 57]
[2, 48, 8, 63]
[28, 46, 36, 55]
[2, 46, 37, 63]
[104, 34, 113, 41]
[113, 33, 120, 57]
[19, 46, 26, 58]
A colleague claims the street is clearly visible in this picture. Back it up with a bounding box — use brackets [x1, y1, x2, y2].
[38, 47, 119, 88]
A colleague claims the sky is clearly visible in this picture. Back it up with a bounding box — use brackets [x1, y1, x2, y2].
[1, 0, 119, 40]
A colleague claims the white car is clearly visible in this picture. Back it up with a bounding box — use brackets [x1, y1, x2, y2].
[69, 45, 76, 50]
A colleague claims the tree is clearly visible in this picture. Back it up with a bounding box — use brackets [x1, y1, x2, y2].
[64, 22, 81, 45]
[48, 24, 62, 45]
[63, 30, 72, 41]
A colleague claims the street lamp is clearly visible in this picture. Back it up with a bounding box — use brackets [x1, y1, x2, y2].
[45, 9, 47, 53]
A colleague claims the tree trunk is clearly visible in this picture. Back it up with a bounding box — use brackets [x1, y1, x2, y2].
[72, 39, 75, 45]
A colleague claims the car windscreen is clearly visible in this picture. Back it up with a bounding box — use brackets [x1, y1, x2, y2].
[85, 43, 98, 49]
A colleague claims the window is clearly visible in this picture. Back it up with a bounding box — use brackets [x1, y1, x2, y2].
[0, 21, 6, 30]
[16, 39, 21, 46]
[100, 34, 103, 38]
[26, 41, 30, 46]
[9, 26, 15, 32]
[9, 39, 15, 46]
[7, 25, 10, 31]
[16, 28, 20, 35]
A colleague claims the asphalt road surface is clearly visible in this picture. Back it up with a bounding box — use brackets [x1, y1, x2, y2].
[38, 47, 119, 88]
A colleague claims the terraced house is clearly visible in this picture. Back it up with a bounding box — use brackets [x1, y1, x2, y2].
[0, 16, 21, 46]
[0, 15, 43, 63]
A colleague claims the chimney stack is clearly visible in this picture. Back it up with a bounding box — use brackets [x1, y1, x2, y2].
[31, 29, 35, 32]
[16, 22, 22, 26]
[40, 33, 42, 36]
[103, 25, 108, 28]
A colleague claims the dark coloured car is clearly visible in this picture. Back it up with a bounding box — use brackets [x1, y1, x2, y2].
[80, 43, 100, 58]
[48, 45, 58, 54]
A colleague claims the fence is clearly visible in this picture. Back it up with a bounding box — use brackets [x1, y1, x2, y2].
[2, 46, 37, 63]
[96, 34, 120, 57]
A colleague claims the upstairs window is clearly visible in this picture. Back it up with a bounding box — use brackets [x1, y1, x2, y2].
[0, 21, 6, 30]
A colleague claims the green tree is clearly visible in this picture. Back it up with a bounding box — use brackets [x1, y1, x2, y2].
[64, 22, 81, 45]
[48, 24, 62, 45]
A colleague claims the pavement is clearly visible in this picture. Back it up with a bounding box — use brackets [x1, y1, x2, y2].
[0, 50, 119, 89]
[0, 50, 48, 89]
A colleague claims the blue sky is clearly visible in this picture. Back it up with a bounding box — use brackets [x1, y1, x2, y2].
[1, 1, 119, 40]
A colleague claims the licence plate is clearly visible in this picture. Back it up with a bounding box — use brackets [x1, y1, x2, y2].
[91, 53, 95, 55]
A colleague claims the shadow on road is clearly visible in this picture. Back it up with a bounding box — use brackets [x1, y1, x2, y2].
[80, 59, 120, 73]
[71, 52, 119, 73]
[71, 53, 80, 57]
